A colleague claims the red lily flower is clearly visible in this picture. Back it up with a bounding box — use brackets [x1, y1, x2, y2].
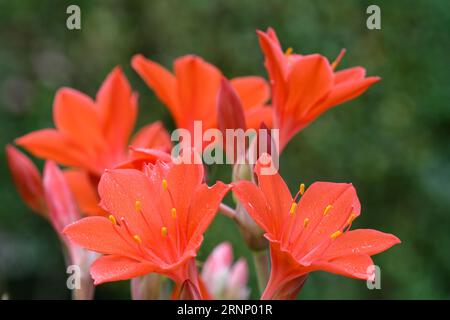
[15, 67, 172, 177]
[131, 54, 272, 137]
[14, 68, 172, 217]
[232, 155, 400, 299]
[63, 153, 230, 299]
[257, 28, 381, 151]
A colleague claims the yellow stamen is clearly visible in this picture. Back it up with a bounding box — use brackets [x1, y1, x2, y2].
[330, 230, 342, 240]
[303, 218, 310, 228]
[135, 200, 142, 212]
[108, 215, 117, 225]
[161, 226, 168, 237]
[171, 208, 177, 219]
[299, 183, 305, 195]
[133, 235, 142, 244]
[289, 202, 297, 215]
[285, 47, 293, 55]
[323, 204, 333, 216]
[162, 179, 168, 191]
[347, 212, 357, 225]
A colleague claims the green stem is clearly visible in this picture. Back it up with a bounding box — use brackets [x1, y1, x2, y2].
[252, 249, 270, 294]
[218, 203, 236, 219]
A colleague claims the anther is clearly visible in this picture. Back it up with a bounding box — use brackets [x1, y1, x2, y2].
[162, 179, 168, 191]
[347, 212, 357, 225]
[323, 204, 333, 216]
[289, 202, 297, 215]
[303, 218, 310, 228]
[133, 235, 142, 244]
[171, 208, 177, 219]
[108, 215, 117, 225]
[161, 226, 168, 237]
[330, 230, 342, 240]
[135, 200, 142, 212]
[299, 183, 305, 195]
[285, 47, 293, 55]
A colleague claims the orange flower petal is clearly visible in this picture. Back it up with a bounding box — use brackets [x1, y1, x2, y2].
[90, 255, 155, 285]
[174, 55, 222, 129]
[130, 121, 172, 152]
[290, 182, 361, 256]
[318, 76, 381, 113]
[333, 66, 367, 84]
[314, 254, 375, 280]
[186, 182, 230, 243]
[63, 216, 141, 259]
[323, 229, 401, 260]
[231, 76, 270, 110]
[254, 158, 292, 238]
[64, 169, 105, 216]
[166, 160, 205, 216]
[15, 129, 89, 169]
[118, 147, 172, 170]
[257, 29, 288, 108]
[244, 106, 273, 129]
[98, 169, 159, 244]
[131, 54, 178, 116]
[284, 54, 334, 118]
[261, 242, 311, 299]
[231, 180, 272, 234]
[96, 67, 137, 159]
[53, 87, 103, 150]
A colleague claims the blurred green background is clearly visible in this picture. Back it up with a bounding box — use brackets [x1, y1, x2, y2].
[0, 0, 449, 299]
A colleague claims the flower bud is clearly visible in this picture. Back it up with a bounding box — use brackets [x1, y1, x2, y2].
[217, 77, 247, 163]
[217, 77, 247, 133]
[5, 145, 46, 215]
[227, 258, 250, 299]
[202, 242, 250, 299]
[43, 161, 81, 233]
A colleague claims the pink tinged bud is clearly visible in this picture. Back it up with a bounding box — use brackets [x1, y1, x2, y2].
[217, 78, 247, 133]
[247, 123, 279, 167]
[43, 161, 81, 233]
[229, 258, 248, 288]
[5, 145, 46, 215]
[257, 122, 272, 156]
[202, 242, 233, 284]
[227, 258, 250, 300]
[202, 242, 250, 299]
